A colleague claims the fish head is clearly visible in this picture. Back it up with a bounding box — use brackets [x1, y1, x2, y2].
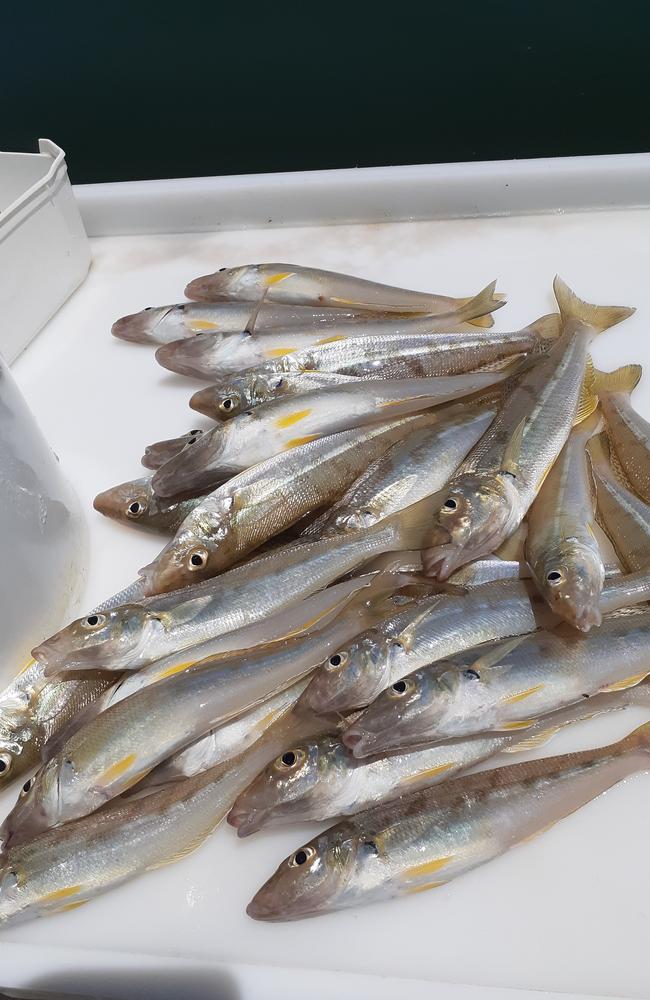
[423, 472, 522, 579]
[93, 478, 154, 525]
[140, 496, 236, 594]
[332, 506, 380, 533]
[111, 305, 177, 344]
[0, 751, 83, 850]
[155, 333, 228, 377]
[228, 737, 339, 836]
[190, 380, 247, 420]
[537, 543, 604, 631]
[141, 429, 204, 471]
[32, 605, 164, 674]
[247, 822, 363, 920]
[0, 698, 40, 788]
[300, 630, 393, 714]
[185, 265, 261, 302]
[341, 657, 496, 756]
[151, 425, 231, 498]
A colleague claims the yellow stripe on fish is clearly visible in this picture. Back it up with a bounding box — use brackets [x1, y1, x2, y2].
[401, 855, 454, 881]
[315, 335, 347, 345]
[499, 719, 536, 730]
[400, 762, 455, 786]
[99, 753, 138, 784]
[275, 409, 312, 430]
[501, 683, 545, 705]
[186, 319, 219, 331]
[40, 885, 82, 903]
[284, 435, 320, 449]
[599, 672, 649, 693]
[264, 347, 298, 357]
[154, 659, 197, 682]
[265, 272, 295, 286]
[405, 880, 446, 895]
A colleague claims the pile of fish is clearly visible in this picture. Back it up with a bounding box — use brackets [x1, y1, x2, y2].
[2, 262, 650, 926]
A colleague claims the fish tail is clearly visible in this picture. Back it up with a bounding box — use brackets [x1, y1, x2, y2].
[455, 281, 506, 327]
[593, 364, 643, 397]
[522, 312, 563, 341]
[553, 277, 635, 334]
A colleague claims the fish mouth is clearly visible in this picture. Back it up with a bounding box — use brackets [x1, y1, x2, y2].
[341, 727, 382, 759]
[421, 543, 464, 580]
[226, 805, 264, 837]
[92, 489, 115, 518]
[185, 276, 217, 302]
[571, 604, 602, 632]
[138, 558, 178, 598]
[246, 888, 319, 922]
[189, 387, 220, 418]
[155, 341, 210, 379]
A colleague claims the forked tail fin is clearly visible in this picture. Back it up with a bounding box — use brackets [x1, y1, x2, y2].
[553, 276, 635, 334]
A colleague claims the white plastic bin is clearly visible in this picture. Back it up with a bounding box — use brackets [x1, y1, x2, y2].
[0, 138, 91, 362]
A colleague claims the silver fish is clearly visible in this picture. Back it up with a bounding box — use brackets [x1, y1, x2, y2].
[151, 372, 508, 499]
[1, 584, 395, 845]
[93, 476, 207, 534]
[140, 414, 438, 594]
[156, 312, 554, 381]
[141, 429, 205, 471]
[229, 680, 650, 834]
[34, 496, 435, 675]
[301, 578, 552, 715]
[185, 264, 504, 324]
[247, 721, 650, 920]
[422, 278, 633, 579]
[302, 404, 496, 538]
[342, 600, 650, 757]
[597, 364, 650, 501]
[525, 409, 604, 630]
[190, 371, 359, 421]
[589, 432, 650, 572]
[112, 301, 377, 345]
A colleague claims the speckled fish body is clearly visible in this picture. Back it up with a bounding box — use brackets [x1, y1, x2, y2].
[303, 405, 496, 539]
[342, 603, 650, 756]
[93, 476, 207, 534]
[112, 301, 377, 345]
[598, 365, 650, 502]
[184, 264, 504, 324]
[151, 371, 508, 499]
[247, 722, 650, 920]
[33, 496, 436, 675]
[526, 410, 604, 630]
[229, 680, 650, 834]
[423, 279, 634, 579]
[158, 310, 552, 382]
[141, 413, 438, 594]
[1, 591, 392, 844]
[589, 433, 650, 572]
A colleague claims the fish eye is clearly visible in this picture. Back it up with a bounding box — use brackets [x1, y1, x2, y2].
[273, 748, 306, 772]
[126, 500, 146, 518]
[219, 396, 237, 412]
[0, 753, 12, 776]
[441, 497, 458, 512]
[81, 613, 107, 630]
[325, 651, 348, 671]
[547, 570, 564, 584]
[218, 267, 227, 272]
[188, 548, 209, 570]
[289, 845, 316, 868]
[20, 776, 35, 797]
[463, 668, 480, 680]
[389, 678, 412, 698]
[189, 429, 201, 436]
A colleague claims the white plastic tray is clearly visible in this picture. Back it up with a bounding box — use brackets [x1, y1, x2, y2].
[4, 160, 650, 999]
[0, 140, 90, 362]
